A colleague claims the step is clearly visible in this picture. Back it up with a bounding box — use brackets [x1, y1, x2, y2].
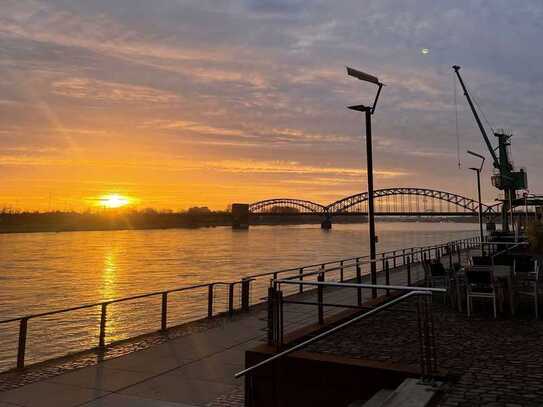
[360, 389, 394, 407]
[381, 378, 439, 407]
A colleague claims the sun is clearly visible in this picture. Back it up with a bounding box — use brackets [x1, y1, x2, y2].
[99, 194, 131, 209]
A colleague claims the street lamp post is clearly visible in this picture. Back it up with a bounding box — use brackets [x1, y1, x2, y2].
[467, 150, 485, 255]
[346, 67, 384, 299]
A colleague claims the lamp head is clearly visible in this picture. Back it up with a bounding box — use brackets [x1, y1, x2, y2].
[346, 66, 384, 114]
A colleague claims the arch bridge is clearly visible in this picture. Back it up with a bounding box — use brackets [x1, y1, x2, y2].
[248, 188, 501, 216]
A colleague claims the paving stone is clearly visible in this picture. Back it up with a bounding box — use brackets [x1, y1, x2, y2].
[0, 381, 108, 407]
[119, 373, 238, 406]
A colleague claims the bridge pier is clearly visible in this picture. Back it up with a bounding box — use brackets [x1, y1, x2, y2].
[231, 203, 249, 229]
[321, 213, 332, 229]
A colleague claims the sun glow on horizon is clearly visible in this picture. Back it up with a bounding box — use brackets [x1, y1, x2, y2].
[98, 194, 132, 208]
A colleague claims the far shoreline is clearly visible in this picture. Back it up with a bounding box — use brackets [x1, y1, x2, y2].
[0, 213, 478, 235]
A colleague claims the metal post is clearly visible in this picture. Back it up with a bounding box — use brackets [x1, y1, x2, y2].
[99, 304, 107, 348]
[317, 273, 324, 324]
[16, 318, 28, 369]
[278, 290, 284, 347]
[299, 268, 304, 294]
[241, 278, 251, 311]
[475, 169, 485, 255]
[365, 108, 378, 299]
[407, 257, 412, 286]
[228, 283, 234, 315]
[161, 292, 168, 331]
[356, 261, 362, 306]
[208, 284, 214, 318]
[267, 286, 275, 345]
[340, 261, 344, 282]
[457, 245, 461, 264]
[385, 260, 390, 296]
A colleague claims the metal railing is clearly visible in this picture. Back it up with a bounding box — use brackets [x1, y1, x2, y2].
[0, 280, 252, 370]
[0, 236, 479, 371]
[237, 284, 445, 382]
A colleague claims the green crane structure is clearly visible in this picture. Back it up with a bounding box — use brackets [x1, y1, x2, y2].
[452, 65, 528, 233]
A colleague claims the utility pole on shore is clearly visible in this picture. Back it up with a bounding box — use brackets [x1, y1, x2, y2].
[346, 66, 384, 299]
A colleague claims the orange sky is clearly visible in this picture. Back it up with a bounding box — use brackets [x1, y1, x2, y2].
[2, 1, 542, 211]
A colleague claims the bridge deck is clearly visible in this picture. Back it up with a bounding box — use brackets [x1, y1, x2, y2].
[0, 252, 470, 407]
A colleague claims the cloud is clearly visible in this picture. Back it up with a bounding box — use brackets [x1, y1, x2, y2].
[51, 78, 178, 103]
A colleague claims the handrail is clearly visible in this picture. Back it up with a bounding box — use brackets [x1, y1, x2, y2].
[492, 241, 527, 259]
[0, 281, 238, 325]
[234, 289, 435, 379]
[247, 237, 477, 279]
[274, 279, 447, 293]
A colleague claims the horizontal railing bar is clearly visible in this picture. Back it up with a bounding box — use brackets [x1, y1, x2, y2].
[246, 238, 474, 279]
[234, 290, 430, 379]
[0, 281, 237, 324]
[282, 300, 372, 310]
[274, 279, 447, 293]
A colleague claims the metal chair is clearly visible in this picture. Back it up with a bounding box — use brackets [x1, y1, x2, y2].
[513, 259, 540, 319]
[466, 266, 497, 319]
[423, 260, 448, 289]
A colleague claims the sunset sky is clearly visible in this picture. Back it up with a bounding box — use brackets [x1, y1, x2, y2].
[2, 0, 542, 211]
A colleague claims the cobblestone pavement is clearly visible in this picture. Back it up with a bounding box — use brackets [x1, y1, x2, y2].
[207, 386, 244, 407]
[306, 299, 543, 407]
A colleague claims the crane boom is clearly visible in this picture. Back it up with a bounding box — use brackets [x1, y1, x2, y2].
[452, 65, 500, 168]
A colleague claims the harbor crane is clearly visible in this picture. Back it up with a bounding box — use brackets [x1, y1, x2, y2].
[452, 65, 528, 232]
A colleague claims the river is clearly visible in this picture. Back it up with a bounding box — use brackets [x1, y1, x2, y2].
[0, 222, 478, 371]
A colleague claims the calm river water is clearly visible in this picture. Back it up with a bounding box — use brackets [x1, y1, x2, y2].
[0, 222, 478, 371]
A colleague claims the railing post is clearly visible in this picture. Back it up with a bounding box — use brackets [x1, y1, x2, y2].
[402, 249, 406, 266]
[317, 273, 324, 325]
[299, 268, 304, 294]
[407, 257, 412, 286]
[448, 244, 453, 270]
[241, 278, 251, 311]
[278, 289, 284, 347]
[161, 292, 168, 331]
[16, 318, 28, 369]
[385, 260, 390, 296]
[356, 260, 362, 306]
[267, 286, 276, 345]
[393, 251, 397, 269]
[99, 303, 107, 348]
[457, 244, 461, 264]
[340, 261, 344, 282]
[228, 283, 235, 315]
[417, 294, 437, 382]
[208, 284, 214, 318]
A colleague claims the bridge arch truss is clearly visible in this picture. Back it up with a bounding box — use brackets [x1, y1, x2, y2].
[326, 188, 500, 215]
[249, 198, 326, 214]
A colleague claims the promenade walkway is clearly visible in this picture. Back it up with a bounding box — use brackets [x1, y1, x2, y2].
[0, 255, 451, 407]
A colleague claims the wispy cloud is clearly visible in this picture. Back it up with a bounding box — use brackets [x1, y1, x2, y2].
[51, 78, 178, 103]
